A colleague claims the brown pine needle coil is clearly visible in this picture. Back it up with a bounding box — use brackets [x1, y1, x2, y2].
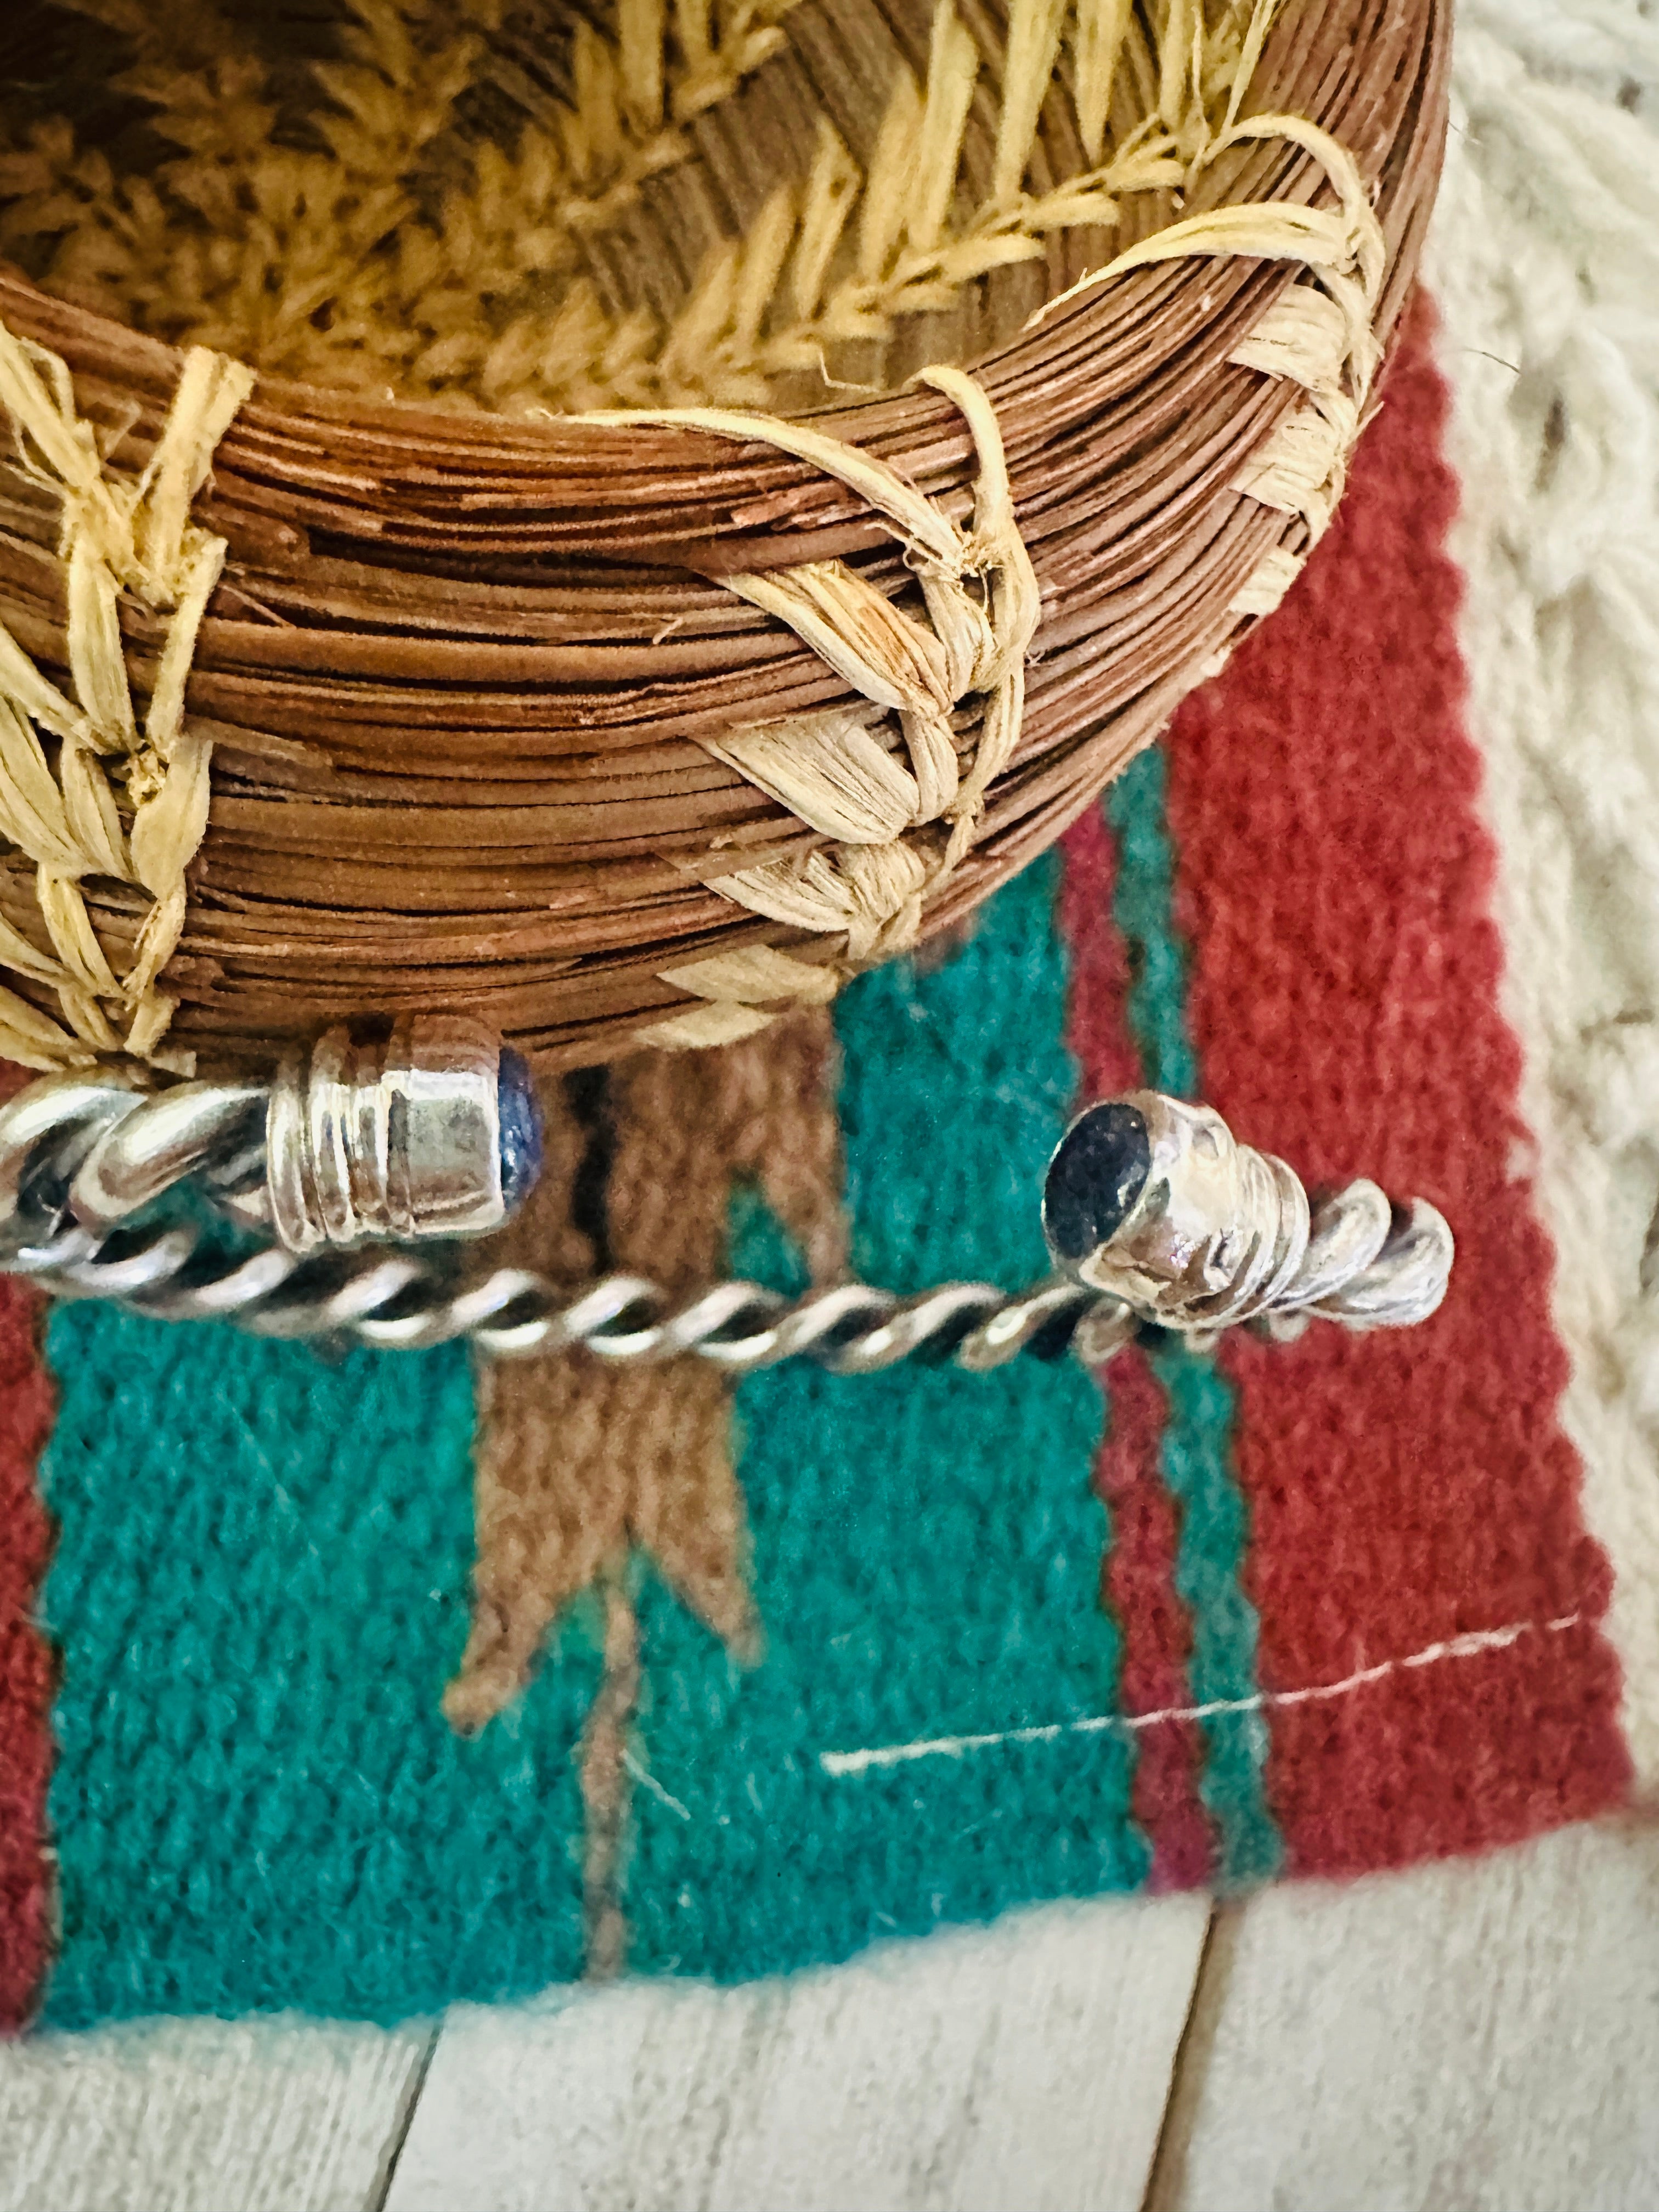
[0, 0, 1448, 1074]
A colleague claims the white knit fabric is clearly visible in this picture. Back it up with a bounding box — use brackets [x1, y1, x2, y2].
[1429, 0, 1659, 1790]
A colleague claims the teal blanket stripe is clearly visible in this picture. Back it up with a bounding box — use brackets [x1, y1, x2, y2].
[1105, 748, 1199, 1105]
[624, 856, 1149, 1977]
[1107, 751, 1283, 1886]
[39, 1319, 596, 2027]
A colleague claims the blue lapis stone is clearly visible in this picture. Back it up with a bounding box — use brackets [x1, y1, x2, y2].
[1042, 1101, 1151, 1267]
[496, 1046, 544, 1216]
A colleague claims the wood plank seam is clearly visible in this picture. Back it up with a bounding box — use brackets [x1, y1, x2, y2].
[1142, 1904, 1227, 2212]
[367, 2025, 443, 2212]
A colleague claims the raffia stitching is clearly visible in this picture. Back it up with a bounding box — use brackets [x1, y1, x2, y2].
[576, 0, 1290, 412]
[603, 364, 1036, 1050]
[0, 324, 252, 1071]
[1037, 109, 1390, 625]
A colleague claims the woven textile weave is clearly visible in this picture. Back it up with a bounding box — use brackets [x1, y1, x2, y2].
[4, 0, 1659, 2025]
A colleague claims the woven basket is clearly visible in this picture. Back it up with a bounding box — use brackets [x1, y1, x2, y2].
[0, 0, 1447, 1075]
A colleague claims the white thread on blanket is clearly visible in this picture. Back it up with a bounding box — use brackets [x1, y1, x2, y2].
[623, 1747, 691, 1821]
[819, 1613, 1584, 1777]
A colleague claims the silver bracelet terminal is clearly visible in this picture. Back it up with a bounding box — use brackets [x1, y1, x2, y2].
[62, 1017, 540, 1255]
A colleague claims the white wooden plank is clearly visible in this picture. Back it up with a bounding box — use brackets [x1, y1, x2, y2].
[0, 2015, 431, 2212]
[1153, 1819, 1659, 2212]
[386, 1892, 1211, 2212]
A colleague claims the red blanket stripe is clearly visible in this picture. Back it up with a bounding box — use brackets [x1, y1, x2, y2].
[1161, 296, 1630, 1873]
[0, 1276, 53, 2032]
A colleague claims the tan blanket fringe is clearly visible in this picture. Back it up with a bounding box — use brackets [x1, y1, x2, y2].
[0, 330, 252, 1071]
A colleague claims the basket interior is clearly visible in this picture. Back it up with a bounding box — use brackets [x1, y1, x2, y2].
[0, 0, 1251, 417]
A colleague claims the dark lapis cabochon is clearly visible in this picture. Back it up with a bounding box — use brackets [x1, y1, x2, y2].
[1042, 1102, 1152, 1266]
[496, 1046, 544, 1215]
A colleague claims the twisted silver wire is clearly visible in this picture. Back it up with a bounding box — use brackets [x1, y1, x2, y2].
[14, 1224, 1102, 1372]
[0, 1074, 1451, 1372]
